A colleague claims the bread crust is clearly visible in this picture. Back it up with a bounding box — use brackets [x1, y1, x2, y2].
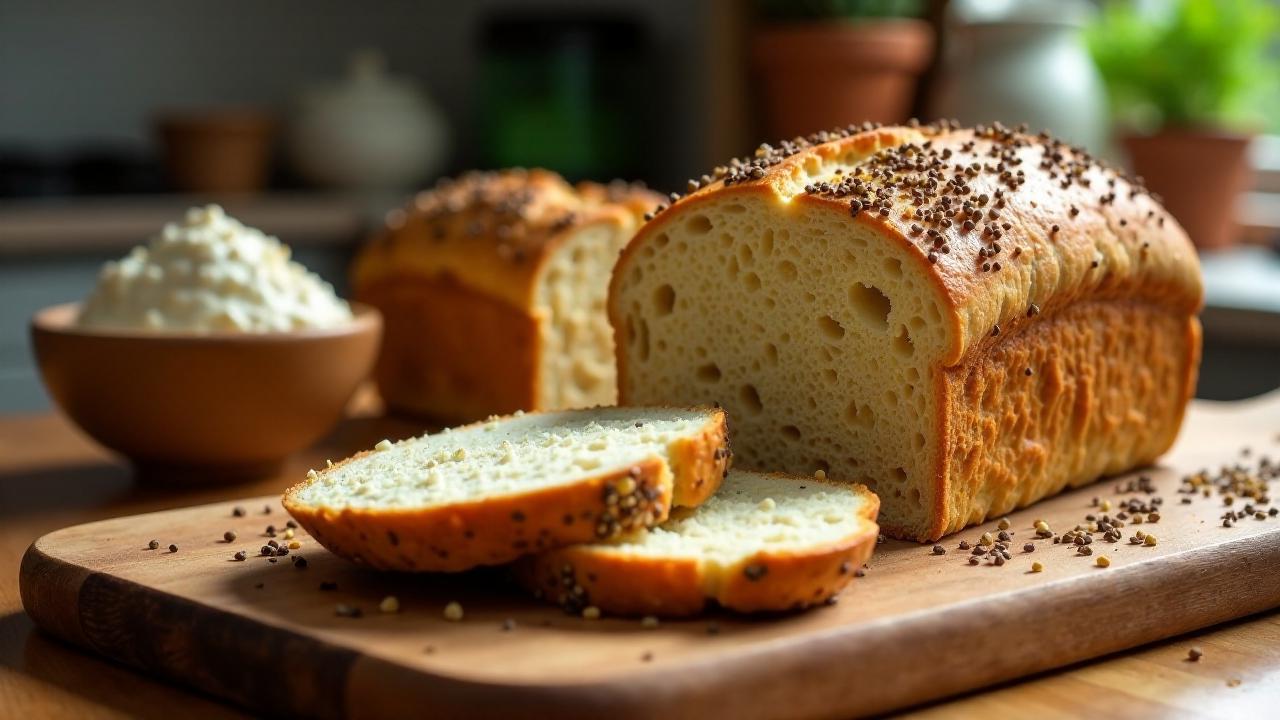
[611, 123, 1203, 542]
[358, 274, 538, 422]
[282, 408, 732, 572]
[355, 169, 662, 314]
[515, 480, 880, 616]
[356, 169, 662, 420]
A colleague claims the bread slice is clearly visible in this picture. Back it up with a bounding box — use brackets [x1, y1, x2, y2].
[516, 471, 880, 616]
[283, 407, 730, 572]
[610, 122, 1201, 541]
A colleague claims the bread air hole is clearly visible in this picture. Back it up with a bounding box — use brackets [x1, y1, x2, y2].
[686, 215, 713, 235]
[781, 424, 802, 440]
[653, 284, 676, 316]
[654, 233, 670, 248]
[778, 260, 798, 280]
[849, 283, 891, 331]
[883, 257, 903, 277]
[761, 229, 775, 256]
[817, 315, 845, 341]
[740, 384, 764, 414]
[764, 342, 779, 365]
[892, 326, 913, 358]
[844, 400, 875, 429]
[743, 272, 761, 291]
[696, 363, 722, 383]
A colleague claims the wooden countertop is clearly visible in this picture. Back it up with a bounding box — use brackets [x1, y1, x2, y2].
[1, 410, 1277, 718]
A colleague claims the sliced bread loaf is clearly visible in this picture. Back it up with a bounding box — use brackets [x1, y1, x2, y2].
[283, 407, 730, 572]
[516, 471, 880, 616]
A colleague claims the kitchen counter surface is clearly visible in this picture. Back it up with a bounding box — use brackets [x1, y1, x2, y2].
[1, 409, 1277, 719]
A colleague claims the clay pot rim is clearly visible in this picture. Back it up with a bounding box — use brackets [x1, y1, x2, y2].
[155, 109, 277, 132]
[753, 19, 934, 71]
[1121, 126, 1257, 144]
[32, 301, 381, 343]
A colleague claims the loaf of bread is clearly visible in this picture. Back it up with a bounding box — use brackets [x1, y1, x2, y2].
[283, 406, 730, 572]
[610, 121, 1203, 542]
[353, 169, 662, 421]
[516, 470, 879, 616]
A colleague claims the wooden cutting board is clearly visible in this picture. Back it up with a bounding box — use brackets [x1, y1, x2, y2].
[19, 393, 1280, 720]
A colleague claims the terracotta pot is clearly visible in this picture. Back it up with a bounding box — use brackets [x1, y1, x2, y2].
[31, 302, 381, 483]
[156, 110, 276, 194]
[1123, 129, 1254, 250]
[753, 19, 934, 139]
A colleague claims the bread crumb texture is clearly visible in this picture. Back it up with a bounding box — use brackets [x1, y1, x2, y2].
[612, 121, 1202, 541]
[291, 408, 706, 510]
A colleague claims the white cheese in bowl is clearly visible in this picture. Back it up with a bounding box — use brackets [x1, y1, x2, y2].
[78, 205, 353, 332]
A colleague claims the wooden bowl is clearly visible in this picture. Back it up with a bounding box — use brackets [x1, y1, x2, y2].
[31, 302, 382, 482]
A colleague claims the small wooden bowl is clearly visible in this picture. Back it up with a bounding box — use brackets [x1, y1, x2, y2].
[31, 302, 382, 483]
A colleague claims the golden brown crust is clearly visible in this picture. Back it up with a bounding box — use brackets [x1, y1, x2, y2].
[354, 169, 662, 312]
[619, 122, 1203, 367]
[515, 481, 880, 616]
[908, 302, 1201, 541]
[281, 407, 731, 572]
[358, 274, 538, 422]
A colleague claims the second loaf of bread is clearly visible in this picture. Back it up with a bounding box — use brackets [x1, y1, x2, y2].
[353, 169, 662, 421]
[610, 121, 1202, 542]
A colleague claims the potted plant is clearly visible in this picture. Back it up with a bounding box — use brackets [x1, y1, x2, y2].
[752, 0, 934, 139]
[1087, 0, 1278, 250]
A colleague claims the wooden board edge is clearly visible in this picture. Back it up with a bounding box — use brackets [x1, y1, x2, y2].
[19, 525, 1280, 720]
[347, 528, 1280, 720]
[19, 538, 360, 720]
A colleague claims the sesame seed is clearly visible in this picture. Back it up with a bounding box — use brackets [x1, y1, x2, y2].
[443, 601, 464, 622]
[168, 544, 178, 553]
[379, 596, 401, 614]
[147, 540, 159, 550]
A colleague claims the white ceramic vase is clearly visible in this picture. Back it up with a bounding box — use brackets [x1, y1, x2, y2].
[929, 0, 1109, 155]
[288, 50, 448, 192]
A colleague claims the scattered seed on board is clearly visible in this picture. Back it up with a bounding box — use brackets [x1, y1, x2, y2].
[444, 601, 464, 622]
[641, 615, 660, 629]
[289, 540, 301, 550]
[233, 551, 246, 561]
[1031, 561, 1044, 573]
[1078, 545, 1093, 556]
[1096, 556, 1111, 568]
[641, 651, 654, 662]
[168, 544, 178, 553]
[232, 506, 246, 517]
[263, 505, 272, 515]
[932, 545, 946, 555]
[1023, 543, 1035, 553]
[997, 518, 1011, 531]
[1145, 535, 1158, 547]
[968, 557, 980, 566]
[335, 603, 362, 618]
[582, 606, 602, 620]
[283, 528, 295, 540]
[379, 596, 401, 614]
[147, 540, 159, 550]
[286, 520, 298, 529]
[223, 531, 237, 543]
[293, 556, 308, 569]
[1188, 647, 1204, 662]
[502, 618, 517, 632]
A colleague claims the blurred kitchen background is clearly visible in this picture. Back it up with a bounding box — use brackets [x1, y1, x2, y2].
[2, 0, 1279, 411]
